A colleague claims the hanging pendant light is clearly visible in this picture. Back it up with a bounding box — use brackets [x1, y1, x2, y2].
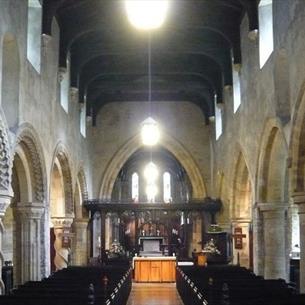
[125, 0, 170, 31]
[141, 117, 160, 146]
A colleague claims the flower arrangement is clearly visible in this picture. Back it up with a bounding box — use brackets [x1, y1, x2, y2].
[108, 240, 125, 257]
[202, 238, 221, 255]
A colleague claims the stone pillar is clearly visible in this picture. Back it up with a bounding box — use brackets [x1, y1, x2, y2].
[253, 206, 264, 276]
[15, 203, 44, 283]
[258, 203, 287, 280]
[51, 217, 73, 270]
[72, 218, 89, 266]
[0, 192, 12, 294]
[292, 193, 305, 293]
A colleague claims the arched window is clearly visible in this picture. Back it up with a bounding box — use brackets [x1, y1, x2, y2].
[233, 65, 241, 113]
[163, 172, 171, 203]
[27, 0, 42, 73]
[132, 172, 139, 202]
[215, 96, 223, 140]
[259, 0, 274, 68]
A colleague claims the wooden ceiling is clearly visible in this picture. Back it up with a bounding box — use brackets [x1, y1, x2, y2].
[42, 0, 258, 124]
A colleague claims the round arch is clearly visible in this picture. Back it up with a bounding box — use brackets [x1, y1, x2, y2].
[14, 123, 47, 203]
[99, 133, 207, 200]
[50, 143, 74, 216]
[290, 83, 305, 192]
[256, 119, 288, 203]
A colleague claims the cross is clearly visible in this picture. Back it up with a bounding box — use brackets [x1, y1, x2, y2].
[232, 227, 247, 249]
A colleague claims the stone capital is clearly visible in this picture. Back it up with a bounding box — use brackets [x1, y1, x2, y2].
[256, 202, 288, 212]
[291, 192, 305, 214]
[0, 190, 13, 217]
[15, 202, 45, 219]
[51, 217, 74, 228]
[58, 67, 67, 82]
[70, 87, 79, 103]
[42, 34, 52, 48]
[248, 29, 258, 41]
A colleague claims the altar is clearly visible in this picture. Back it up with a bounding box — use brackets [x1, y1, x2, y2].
[133, 256, 176, 282]
[138, 236, 164, 257]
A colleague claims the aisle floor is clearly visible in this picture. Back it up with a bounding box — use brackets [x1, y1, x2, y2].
[126, 283, 184, 305]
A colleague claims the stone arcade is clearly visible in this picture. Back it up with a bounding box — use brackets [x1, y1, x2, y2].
[0, 1, 304, 304]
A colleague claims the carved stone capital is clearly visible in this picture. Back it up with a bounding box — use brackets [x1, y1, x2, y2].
[233, 63, 241, 73]
[70, 87, 79, 103]
[52, 217, 74, 228]
[58, 67, 67, 82]
[42, 34, 52, 48]
[248, 29, 258, 41]
[0, 190, 14, 217]
[15, 202, 45, 219]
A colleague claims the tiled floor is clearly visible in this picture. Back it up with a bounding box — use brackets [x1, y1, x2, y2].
[126, 283, 184, 305]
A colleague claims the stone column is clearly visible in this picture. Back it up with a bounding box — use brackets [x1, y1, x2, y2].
[258, 203, 287, 280]
[292, 193, 305, 293]
[15, 203, 44, 283]
[72, 218, 89, 266]
[0, 192, 12, 294]
[51, 217, 73, 270]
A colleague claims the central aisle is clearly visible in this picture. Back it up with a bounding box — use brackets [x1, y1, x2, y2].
[126, 283, 184, 305]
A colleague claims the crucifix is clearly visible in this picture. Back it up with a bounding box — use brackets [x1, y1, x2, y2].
[232, 227, 246, 249]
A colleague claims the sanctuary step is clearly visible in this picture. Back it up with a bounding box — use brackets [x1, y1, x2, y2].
[0, 265, 132, 305]
[176, 265, 305, 305]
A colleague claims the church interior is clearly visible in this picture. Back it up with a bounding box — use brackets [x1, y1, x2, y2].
[0, 0, 305, 304]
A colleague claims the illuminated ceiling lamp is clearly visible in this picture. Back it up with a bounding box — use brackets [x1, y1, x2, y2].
[125, 0, 169, 147]
[125, 0, 170, 31]
[141, 117, 160, 146]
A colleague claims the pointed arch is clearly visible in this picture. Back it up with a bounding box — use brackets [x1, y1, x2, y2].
[99, 133, 206, 200]
[232, 151, 252, 220]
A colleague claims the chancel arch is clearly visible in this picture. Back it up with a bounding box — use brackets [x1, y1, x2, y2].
[105, 146, 200, 259]
[231, 151, 253, 269]
[256, 121, 289, 280]
[49, 145, 74, 271]
[99, 133, 206, 201]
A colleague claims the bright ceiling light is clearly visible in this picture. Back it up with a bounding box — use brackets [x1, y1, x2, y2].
[141, 117, 160, 146]
[125, 0, 169, 30]
[144, 162, 158, 182]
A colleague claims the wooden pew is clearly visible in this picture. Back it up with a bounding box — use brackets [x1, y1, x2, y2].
[0, 265, 132, 305]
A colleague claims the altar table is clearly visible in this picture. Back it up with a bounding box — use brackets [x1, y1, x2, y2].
[133, 256, 176, 282]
